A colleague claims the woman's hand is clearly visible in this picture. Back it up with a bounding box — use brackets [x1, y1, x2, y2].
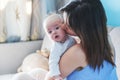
[46, 76, 63, 80]
[53, 75, 63, 80]
[46, 76, 55, 80]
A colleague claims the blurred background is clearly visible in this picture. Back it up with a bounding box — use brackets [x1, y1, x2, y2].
[0, 0, 120, 43]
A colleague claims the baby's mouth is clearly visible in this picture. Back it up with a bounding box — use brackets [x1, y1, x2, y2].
[55, 35, 59, 39]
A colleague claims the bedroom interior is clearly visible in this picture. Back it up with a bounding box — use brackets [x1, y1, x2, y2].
[0, 0, 120, 80]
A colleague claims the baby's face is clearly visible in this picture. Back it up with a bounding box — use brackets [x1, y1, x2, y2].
[46, 19, 66, 42]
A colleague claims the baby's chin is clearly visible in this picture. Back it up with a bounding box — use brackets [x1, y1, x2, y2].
[54, 40, 61, 42]
[54, 39, 64, 43]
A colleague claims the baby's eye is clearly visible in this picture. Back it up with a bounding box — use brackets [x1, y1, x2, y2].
[55, 26, 59, 30]
[48, 31, 52, 34]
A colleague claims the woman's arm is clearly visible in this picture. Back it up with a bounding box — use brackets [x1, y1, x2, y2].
[59, 44, 87, 78]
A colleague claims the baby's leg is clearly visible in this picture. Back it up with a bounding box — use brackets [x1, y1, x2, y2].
[12, 72, 35, 80]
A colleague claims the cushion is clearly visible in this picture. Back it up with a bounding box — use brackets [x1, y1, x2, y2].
[12, 72, 33, 80]
[17, 52, 49, 72]
[41, 34, 54, 51]
[12, 68, 47, 80]
[109, 27, 120, 79]
[28, 68, 47, 80]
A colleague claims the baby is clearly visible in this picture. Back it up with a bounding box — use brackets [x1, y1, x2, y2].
[43, 13, 76, 80]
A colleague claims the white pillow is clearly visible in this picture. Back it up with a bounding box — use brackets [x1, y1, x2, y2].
[109, 27, 120, 79]
[41, 34, 54, 51]
[18, 53, 49, 72]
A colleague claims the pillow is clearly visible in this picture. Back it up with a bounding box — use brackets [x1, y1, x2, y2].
[107, 27, 114, 33]
[109, 27, 120, 79]
[28, 68, 47, 80]
[12, 68, 47, 80]
[41, 34, 54, 51]
[17, 51, 49, 72]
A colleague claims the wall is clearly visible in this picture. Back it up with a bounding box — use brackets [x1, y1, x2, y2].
[0, 40, 42, 75]
[101, 0, 120, 26]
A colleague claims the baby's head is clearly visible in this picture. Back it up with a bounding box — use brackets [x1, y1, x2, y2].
[43, 13, 67, 42]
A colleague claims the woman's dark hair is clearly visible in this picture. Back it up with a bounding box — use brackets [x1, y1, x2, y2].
[60, 0, 115, 70]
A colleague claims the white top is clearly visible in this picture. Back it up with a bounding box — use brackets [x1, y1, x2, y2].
[49, 36, 76, 77]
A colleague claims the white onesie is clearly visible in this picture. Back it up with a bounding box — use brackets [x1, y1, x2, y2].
[48, 35, 76, 80]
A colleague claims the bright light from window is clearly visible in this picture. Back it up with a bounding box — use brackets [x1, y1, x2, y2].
[0, 0, 7, 10]
[0, 0, 15, 10]
[26, 1, 32, 15]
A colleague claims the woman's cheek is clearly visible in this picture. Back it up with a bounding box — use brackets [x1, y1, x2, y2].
[61, 24, 76, 36]
[61, 24, 67, 30]
[66, 29, 76, 36]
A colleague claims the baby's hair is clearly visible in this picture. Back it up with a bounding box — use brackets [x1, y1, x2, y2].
[43, 13, 63, 33]
[44, 12, 63, 23]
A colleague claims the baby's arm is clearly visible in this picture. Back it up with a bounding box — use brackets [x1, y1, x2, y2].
[48, 42, 64, 77]
[48, 36, 76, 79]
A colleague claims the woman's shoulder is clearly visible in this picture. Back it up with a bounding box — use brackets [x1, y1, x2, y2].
[59, 43, 88, 78]
[68, 44, 84, 56]
[65, 43, 87, 67]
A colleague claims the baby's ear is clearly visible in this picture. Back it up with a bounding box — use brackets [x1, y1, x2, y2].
[36, 48, 50, 58]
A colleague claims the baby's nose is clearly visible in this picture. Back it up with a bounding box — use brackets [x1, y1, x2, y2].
[52, 30, 56, 34]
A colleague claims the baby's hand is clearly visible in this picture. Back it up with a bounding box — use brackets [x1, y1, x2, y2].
[53, 75, 63, 80]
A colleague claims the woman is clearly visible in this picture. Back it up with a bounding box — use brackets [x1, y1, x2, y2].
[12, 0, 118, 80]
[54, 0, 118, 80]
